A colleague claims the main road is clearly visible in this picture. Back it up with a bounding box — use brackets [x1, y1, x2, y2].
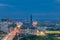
[2, 22, 23, 40]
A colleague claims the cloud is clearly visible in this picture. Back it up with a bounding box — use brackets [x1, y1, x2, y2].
[55, 0, 60, 3]
[56, 0, 60, 1]
[0, 4, 14, 7]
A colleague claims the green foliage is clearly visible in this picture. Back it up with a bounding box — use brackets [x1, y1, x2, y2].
[13, 35, 59, 40]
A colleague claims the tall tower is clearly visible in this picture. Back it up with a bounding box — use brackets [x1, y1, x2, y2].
[30, 15, 32, 25]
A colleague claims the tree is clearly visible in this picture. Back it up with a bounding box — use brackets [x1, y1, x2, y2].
[14, 34, 59, 40]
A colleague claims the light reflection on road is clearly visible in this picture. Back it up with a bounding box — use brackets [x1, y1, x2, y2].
[2, 22, 23, 40]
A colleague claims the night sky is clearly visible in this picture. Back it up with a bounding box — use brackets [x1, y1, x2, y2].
[0, 0, 60, 20]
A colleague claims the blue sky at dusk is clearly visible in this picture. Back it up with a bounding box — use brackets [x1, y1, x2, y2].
[0, 0, 60, 20]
